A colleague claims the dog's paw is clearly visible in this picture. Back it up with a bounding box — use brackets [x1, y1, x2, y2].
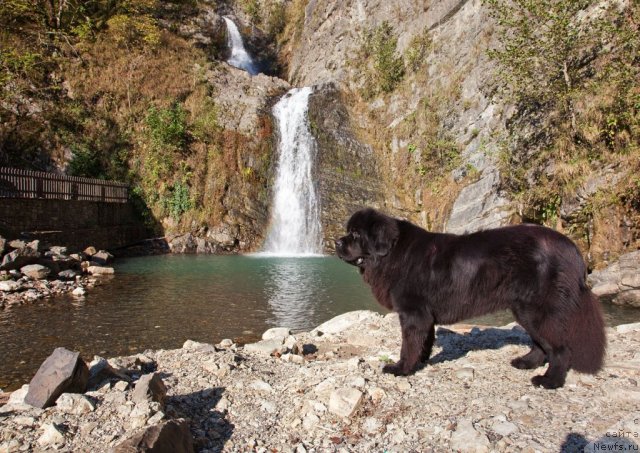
[531, 374, 563, 389]
[382, 362, 409, 376]
[511, 357, 539, 370]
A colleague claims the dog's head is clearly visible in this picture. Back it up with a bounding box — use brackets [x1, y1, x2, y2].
[335, 208, 399, 267]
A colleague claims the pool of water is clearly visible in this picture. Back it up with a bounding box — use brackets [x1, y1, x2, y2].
[1, 254, 639, 391]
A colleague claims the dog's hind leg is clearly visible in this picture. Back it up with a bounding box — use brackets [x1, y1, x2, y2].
[383, 310, 434, 376]
[511, 341, 546, 370]
[420, 324, 436, 363]
[531, 344, 569, 389]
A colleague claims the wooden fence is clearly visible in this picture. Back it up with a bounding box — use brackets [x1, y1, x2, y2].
[0, 167, 128, 203]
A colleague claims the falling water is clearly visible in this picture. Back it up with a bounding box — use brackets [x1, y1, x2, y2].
[222, 17, 259, 76]
[263, 87, 323, 256]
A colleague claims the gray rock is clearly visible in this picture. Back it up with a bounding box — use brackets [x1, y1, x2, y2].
[132, 373, 167, 407]
[262, 327, 292, 341]
[87, 357, 130, 389]
[55, 393, 95, 415]
[37, 423, 65, 447]
[328, 388, 363, 418]
[87, 265, 115, 275]
[8, 240, 26, 249]
[450, 418, 490, 453]
[20, 264, 50, 280]
[244, 339, 284, 355]
[25, 347, 89, 408]
[91, 250, 114, 265]
[0, 245, 40, 271]
[58, 269, 77, 279]
[588, 251, 640, 307]
[182, 339, 216, 353]
[83, 246, 97, 256]
[113, 419, 194, 453]
[0, 280, 20, 292]
[0, 236, 5, 255]
[312, 311, 381, 335]
[48, 246, 68, 256]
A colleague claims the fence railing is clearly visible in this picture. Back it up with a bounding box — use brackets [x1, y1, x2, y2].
[0, 167, 128, 203]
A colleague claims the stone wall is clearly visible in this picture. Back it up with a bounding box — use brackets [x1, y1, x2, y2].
[0, 198, 150, 252]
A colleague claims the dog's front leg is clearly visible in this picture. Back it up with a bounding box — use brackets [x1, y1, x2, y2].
[383, 310, 434, 376]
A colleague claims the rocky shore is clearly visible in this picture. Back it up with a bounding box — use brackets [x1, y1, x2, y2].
[1, 311, 639, 452]
[0, 237, 116, 309]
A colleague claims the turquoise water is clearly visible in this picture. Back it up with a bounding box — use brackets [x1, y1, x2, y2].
[1, 254, 638, 391]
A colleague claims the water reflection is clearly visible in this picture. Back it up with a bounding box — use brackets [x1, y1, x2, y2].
[265, 258, 318, 329]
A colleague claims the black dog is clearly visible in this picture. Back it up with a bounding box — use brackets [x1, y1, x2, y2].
[335, 208, 606, 389]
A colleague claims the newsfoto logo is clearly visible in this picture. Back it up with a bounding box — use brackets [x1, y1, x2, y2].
[585, 414, 640, 452]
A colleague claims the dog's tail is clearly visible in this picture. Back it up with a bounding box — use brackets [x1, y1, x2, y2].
[568, 285, 606, 374]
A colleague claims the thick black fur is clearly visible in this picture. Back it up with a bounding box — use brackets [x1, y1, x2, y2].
[335, 208, 606, 389]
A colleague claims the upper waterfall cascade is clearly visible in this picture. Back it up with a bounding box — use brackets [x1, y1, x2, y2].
[263, 87, 323, 256]
[223, 17, 259, 76]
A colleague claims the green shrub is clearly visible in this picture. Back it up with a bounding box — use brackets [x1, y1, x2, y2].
[165, 181, 193, 220]
[145, 103, 187, 150]
[359, 21, 405, 96]
[405, 28, 432, 72]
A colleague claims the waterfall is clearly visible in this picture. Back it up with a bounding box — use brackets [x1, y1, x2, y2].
[263, 87, 323, 256]
[223, 17, 259, 76]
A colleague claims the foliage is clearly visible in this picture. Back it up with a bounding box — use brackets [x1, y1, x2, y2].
[404, 27, 432, 72]
[145, 103, 188, 151]
[358, 21, 405, 97]
[164, 180, 193, 220]
[242, 0, 262, 25]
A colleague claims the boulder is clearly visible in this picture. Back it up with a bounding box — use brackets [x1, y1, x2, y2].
[24, 347, 89, 408]
[8, 239, 26, 249]
[0, 236, 5, 255]
[131, 373, 167, 407]
[0, 245, 40, 271]
[588, 251, 640, 307]
[83, 246, 97, 256]
[182, 340, 216, 353]
[55, 393, 95, 415]
[91, 250, 114, 265]
[48, 246, 68, 256]
[87, 266, 115, 275]
[37, 423, 65, 447]
[113, 419, 194, 453]
[59, 269, 78, 279]
[450, 418, 490, 453]
[312, 311, 381, 335]
[244, 339, 284, 355]
[87, 357, 130, 389]
[20, 264, 50, 280]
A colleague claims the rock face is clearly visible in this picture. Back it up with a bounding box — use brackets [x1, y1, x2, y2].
[24, 348, 89, 409]
[588, 250, 640, 307]
[307, 84, 385, 250]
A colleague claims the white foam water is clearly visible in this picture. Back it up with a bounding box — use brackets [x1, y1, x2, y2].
[262, 87, 323, 256]
[223, 17, 259, 75]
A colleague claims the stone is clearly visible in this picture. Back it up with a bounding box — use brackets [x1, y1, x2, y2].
[615, 322, 640, 334]
[25, 347, 89, 408]
[113, 419, 194, 453]
[91, 250, 114, 265]
[49, 246, 68, 256]
[262, 327, 292, 341]
[8, 240, 26, 249]
[328, 388, 363, 418]
[491, 418, 519, 437]
[0, 245, 40, 271]
[588, 251, 640, 306]
[219, 339, 234, 348]
[132, 373, 167, 407]
[456, 367, 475, 381]
[244, 339, 284, 355]
[250, 380, 274, 393]
[58, 269, 77, 279]
[87, 265, 115, 275]
[0, 280, 20, 292]
[182, 339, 216, 353]
[83, 246, 97, 256]
[87, 357, 130, 389]
[450, 418, 490, 453]
[72, 287, 86, 296]
[37, 423, 65, 447]
[0, 236, 5, 255]
[312, 311, 381, 335]
[55, 393, 95, 415]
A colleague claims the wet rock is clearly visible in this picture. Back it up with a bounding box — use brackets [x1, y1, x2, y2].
[25, 348, 89, 408]
[83, 246, 97, 256]
[132, 373, 167, 407]
[20, 264, 50, 280]
[48, 246, 68, 256]
[328, 388, 363, 418]
[72, 287, 86, 296]
[87, 265, 115, 275]
[0, 245, 40, 271]
[113, 419, 194, 453]
[58, 269, 78, 279]
[588, 251, 640, 307]
[91, 250, 114, 265]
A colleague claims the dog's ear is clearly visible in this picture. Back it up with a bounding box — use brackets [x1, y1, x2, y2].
[370, 215, 399, 257]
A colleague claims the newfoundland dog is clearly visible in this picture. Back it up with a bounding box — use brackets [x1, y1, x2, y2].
[335, 208, 606, 389]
